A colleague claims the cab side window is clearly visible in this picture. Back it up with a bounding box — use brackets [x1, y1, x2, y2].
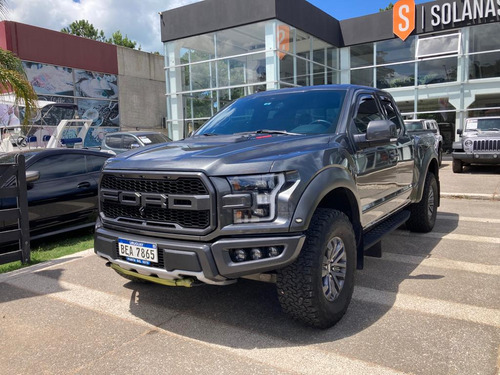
[380, 95, 404, 134]
[28, 154, 87, 181]
[353, 95, 384, 134]
[105, 135, 122, 149]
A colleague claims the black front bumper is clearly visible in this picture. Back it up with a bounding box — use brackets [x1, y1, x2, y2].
[452, 151, 500, 165]
[94, 225, 305, 285]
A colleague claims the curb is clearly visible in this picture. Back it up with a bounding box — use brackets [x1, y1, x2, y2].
[441, 192, 500, 201]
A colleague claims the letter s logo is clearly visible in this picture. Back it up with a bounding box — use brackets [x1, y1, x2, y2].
[393, 0, 415, 41]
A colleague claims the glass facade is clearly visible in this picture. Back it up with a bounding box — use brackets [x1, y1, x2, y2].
[164, 20, 339, 138]
[163, 17, 500, 143]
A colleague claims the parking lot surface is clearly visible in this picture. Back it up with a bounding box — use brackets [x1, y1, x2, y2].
[1, 158, 499, 375]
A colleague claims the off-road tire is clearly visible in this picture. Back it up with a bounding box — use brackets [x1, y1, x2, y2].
[276, 209, 356, 328]
[452, 158, 463, 173]
[406, 172, 438, 233]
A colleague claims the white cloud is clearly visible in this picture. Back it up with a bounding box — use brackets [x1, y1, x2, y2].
[6, 0, 203, 54]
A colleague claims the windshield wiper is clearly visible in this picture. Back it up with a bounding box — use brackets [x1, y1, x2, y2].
[485, 128, 500, 131]
[234, 129, 301, 135]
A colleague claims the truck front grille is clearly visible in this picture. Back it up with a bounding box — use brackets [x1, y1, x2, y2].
[102, 201, 210, 229]
[100, 172, 214, 234]
[473, 139, 500, 152]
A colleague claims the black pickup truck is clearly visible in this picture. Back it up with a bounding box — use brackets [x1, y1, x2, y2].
[94, 85, 440, 328]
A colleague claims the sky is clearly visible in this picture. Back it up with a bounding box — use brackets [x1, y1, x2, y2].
[6, 0, 429, 54]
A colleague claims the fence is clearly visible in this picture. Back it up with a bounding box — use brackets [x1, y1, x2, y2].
[0, 154, 30, 264]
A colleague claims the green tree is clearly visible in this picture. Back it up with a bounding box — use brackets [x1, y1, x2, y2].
[107, 31, 140, 50]
[379, 3, 394, 11]
[61, 19, 106, 42]
[61, 20, 140, 50]
[0, 3, 38, 126]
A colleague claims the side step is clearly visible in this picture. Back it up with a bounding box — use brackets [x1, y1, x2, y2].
[363, 210, 411, 258]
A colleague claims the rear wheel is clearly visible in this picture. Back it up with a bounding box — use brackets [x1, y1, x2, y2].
[452, 158, 463, 173]
[406, 172, 438, 233]
[277, 209, 356, 328]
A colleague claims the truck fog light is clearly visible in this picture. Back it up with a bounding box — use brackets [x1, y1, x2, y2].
[268, 246, 280, 257]
[250, 248, 263, 260]
[233, 249, 247, 262]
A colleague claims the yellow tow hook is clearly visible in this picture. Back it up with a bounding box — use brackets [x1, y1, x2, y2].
[109, 263, 195, 287]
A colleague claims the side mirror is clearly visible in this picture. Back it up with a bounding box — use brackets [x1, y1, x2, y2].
[26, 170, 40, 183]
[354, 120, 397, 147]
[457, 129, 463, 136]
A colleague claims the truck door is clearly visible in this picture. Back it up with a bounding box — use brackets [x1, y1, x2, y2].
[351, 93, 399, 227]
[379, 94, 414, 204]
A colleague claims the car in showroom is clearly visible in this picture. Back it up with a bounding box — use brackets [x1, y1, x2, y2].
[452, 116, 500, 173]
[100, 131, 171, 155]
[0, 148, 112, 240]
[404, 118, 444, 165]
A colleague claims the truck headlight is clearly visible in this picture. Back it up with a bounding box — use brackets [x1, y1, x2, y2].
[464, 139, 473, 151]
[227, 173, 285, 223]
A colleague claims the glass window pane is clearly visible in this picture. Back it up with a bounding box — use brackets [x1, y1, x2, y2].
[418, 57, 457, 85]
[416, 34, 460, 58]
[28, 154, 86, 181]
[313, 63, 325, 85]
[467, 93, 500, 117]
[327, 48, 339, 69]
[296, 57, 310, 86]
[351, 43, 374, 68]
[469, 52, 500, 79]
[105, 134, 122, 148]
[280, 54, 295, 85]
[175, 34, 215, 63]
[469, 22, 500, 53]
[191, 62, 215, 90]
[377, 63, 415, 88]
[376, 36, 416, 64]
[351, 68, 373, 86]
[295, 29, 311, 59]
[185, 92, 214, 119]
[216, 22, 266, 58]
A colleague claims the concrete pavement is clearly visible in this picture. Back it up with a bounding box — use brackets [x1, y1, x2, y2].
[0, 159, 499, 375]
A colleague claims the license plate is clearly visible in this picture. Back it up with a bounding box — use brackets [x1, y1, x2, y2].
[118, 238, 158, 265]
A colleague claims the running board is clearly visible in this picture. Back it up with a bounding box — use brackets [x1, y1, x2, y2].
[363, 210, 411, 257]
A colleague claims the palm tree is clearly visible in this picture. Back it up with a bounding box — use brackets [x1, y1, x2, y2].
[0, 1, 38, 127]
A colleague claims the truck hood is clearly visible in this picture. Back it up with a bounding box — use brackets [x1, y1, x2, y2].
[103, 133, 338, 176]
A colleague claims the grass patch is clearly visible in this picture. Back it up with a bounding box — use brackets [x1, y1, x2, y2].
[0, 229, 94, 274]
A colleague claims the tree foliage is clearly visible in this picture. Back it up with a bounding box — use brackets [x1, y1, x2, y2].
[61, 19, 106, 42]
[379, 3, 394, 11]
[61, 20, 140, 49]
[107, 31, 138, 50]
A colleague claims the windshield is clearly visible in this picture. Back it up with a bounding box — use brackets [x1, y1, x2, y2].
[195, 89, 346, 136]
[466, 118, 500, 131]
[405, 121, 425, 131]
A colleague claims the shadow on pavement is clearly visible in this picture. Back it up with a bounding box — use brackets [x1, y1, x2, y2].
[121, 212, 460, 347]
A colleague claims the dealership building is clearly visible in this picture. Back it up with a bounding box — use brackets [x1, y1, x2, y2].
[160, 0, 500, 144]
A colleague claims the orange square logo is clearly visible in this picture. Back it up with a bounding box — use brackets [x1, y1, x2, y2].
[393, 0, 415, 41]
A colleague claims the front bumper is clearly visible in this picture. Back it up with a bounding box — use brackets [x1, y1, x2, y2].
[452, 151, 500, 165]
[94, 226, 305, 286]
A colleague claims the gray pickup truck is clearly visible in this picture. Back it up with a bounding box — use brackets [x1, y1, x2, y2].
[94, 85, 440, 328]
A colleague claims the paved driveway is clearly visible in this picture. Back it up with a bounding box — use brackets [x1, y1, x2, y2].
[0, 158, 499, 375]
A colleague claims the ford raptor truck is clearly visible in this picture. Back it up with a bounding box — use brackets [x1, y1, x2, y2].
[94, 85, 440, 328]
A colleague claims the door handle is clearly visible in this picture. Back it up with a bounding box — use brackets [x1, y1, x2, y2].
[77, 182, 91, 189]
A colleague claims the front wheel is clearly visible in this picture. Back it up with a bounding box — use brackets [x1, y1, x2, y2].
[406, 172, 438, 233]
[276, 209, 356, 328]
